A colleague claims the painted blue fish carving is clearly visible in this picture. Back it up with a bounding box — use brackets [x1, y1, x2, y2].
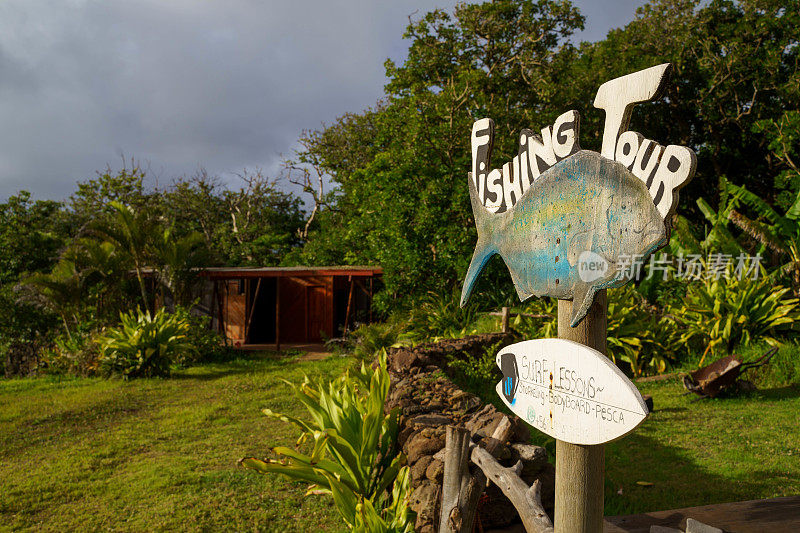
[460, 150, 667, 327]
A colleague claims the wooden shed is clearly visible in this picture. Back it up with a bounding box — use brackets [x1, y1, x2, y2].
[196, 266, 382, 349]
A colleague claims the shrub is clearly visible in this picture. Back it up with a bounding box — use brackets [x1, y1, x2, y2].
[99, 308, 194, 378]
[40, 330, 102, 377]
[408, 289, 482, 339]
[170, 307, 233, 365]
[448, 341, 502, 392]
[345, 319, 413, 362]
[673, 273, 800, 360]
[240, 353, 414, 532]
[510, 290, 675, 377]
[741, 341, 800, 388]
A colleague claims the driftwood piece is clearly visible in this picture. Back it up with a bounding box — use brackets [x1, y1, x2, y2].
[440, 427, 472, 532]
[471, 444, 554, 533]
[439, 417, 515, 533]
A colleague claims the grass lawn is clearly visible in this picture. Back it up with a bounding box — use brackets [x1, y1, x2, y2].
[1, 349, 799, 530]
[604, 376, 800, 516]
[0, 353, 351, 533]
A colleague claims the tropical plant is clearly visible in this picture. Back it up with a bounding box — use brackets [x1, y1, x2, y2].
[98, 307, 194, 378]
[346, 320, 413, 361]
[90, 201, 159, 308]
[24, 259, 86, 341]
[510, 297, 557, 339]
[606, 287, 672, 377]
[673, 270, 800, 361]
[408, 289, 482, 339]
[239, 353, 414, 532]
[725, 182, 800, 293]
[41, 328, 103, 377]
[151, 228, 207, 307]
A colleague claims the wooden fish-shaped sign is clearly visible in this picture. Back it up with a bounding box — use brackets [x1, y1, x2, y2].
[496, 338, 649, 445]
[461, 64, 697, 327]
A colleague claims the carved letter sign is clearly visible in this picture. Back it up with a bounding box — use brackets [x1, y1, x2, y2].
[496, 339, 649, 445]
[461, 63, 697, 327]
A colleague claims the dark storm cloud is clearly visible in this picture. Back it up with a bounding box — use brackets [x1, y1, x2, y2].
[0, 1, 644, 201]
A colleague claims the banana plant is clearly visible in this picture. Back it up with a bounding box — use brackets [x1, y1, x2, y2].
[725, 182, 800, 293]
[240, 352, 415, 532]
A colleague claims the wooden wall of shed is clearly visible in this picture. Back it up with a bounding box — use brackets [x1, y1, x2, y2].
[223, 279, 246, 344]
[278, 275, 333, 343]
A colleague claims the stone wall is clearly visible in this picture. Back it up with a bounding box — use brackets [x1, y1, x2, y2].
[384, 334, 555, 533]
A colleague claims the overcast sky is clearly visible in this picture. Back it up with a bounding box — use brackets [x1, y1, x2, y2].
[0, 1, 646, 202]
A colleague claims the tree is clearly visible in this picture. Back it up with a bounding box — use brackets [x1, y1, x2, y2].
[293, 0, 800, 306]
[89, 201, 158, 308]
[292, 0, 584, 305]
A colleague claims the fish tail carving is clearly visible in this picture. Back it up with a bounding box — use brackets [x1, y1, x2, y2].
[461, 170, 498, 307]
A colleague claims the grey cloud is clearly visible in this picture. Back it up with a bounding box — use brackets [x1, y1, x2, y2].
[0, 1, 643, 201]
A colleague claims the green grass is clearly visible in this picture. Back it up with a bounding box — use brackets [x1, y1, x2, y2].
[446, 341, 800, 516]
[2, 345, 799, 529]
[0, 352, 351, 533]
[604, 377, 800, 516]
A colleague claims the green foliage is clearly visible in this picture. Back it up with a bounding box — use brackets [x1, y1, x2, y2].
[0, 191, 67, 285]
[173, 308, 233, 365]
[99, 308, 194, 378]
[344, 320, 413, 362]
[510, 298, 558, 339]
[408, 290, 482, 339]
[40, 329, 103, 377]
[448, 341, 502, 390]
[741, 341, 800, 389]
[607, 287, 674, 377]
[291, 0, 800, 303]
[673, 272, 800, 358]
[240, 354, 414, 532]
[159, 170, 305, 267]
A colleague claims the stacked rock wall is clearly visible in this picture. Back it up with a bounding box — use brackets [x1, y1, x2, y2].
[383, 334, 555, 533]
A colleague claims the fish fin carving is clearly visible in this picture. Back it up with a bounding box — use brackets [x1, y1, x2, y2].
[461, 240, 497, 307]
[461, 171, 498, 307]
[570, 282, 598, 327]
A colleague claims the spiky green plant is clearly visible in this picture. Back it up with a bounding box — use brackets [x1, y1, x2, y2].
[675, 271, 800, 358]
[409, 289, 481, 339]
[240, 352, 414, 532]
[98, 307, 194, 378]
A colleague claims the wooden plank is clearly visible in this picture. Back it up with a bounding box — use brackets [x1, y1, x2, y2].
[343, 276, 354, 334]
[604, 495, 800, 533]
[275, 277, 281, 352]
[593, 63, 671, 159]
[244, 278, 262, 342]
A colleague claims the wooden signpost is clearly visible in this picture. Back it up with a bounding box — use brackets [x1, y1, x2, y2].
[454, 63, 697, 533]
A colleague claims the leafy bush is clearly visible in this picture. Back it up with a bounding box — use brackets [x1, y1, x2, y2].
[240, 353, 414, 532]
[408, 289, 482, 339]
[510, 290, 675, 377]
[170, 307, 233, 365]
[344, 319, 413, 362]
[673, 273, 800, 359]
[448, 341, 502, 391]
[40, 330, 102, 377]
[99, 308, 194, 378]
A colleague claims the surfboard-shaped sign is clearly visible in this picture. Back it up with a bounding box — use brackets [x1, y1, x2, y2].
[496, 338, 649, 446]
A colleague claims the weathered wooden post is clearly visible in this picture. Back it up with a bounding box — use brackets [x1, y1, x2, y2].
[555, 292, 607, 532]
[455, 63, 697, 532]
